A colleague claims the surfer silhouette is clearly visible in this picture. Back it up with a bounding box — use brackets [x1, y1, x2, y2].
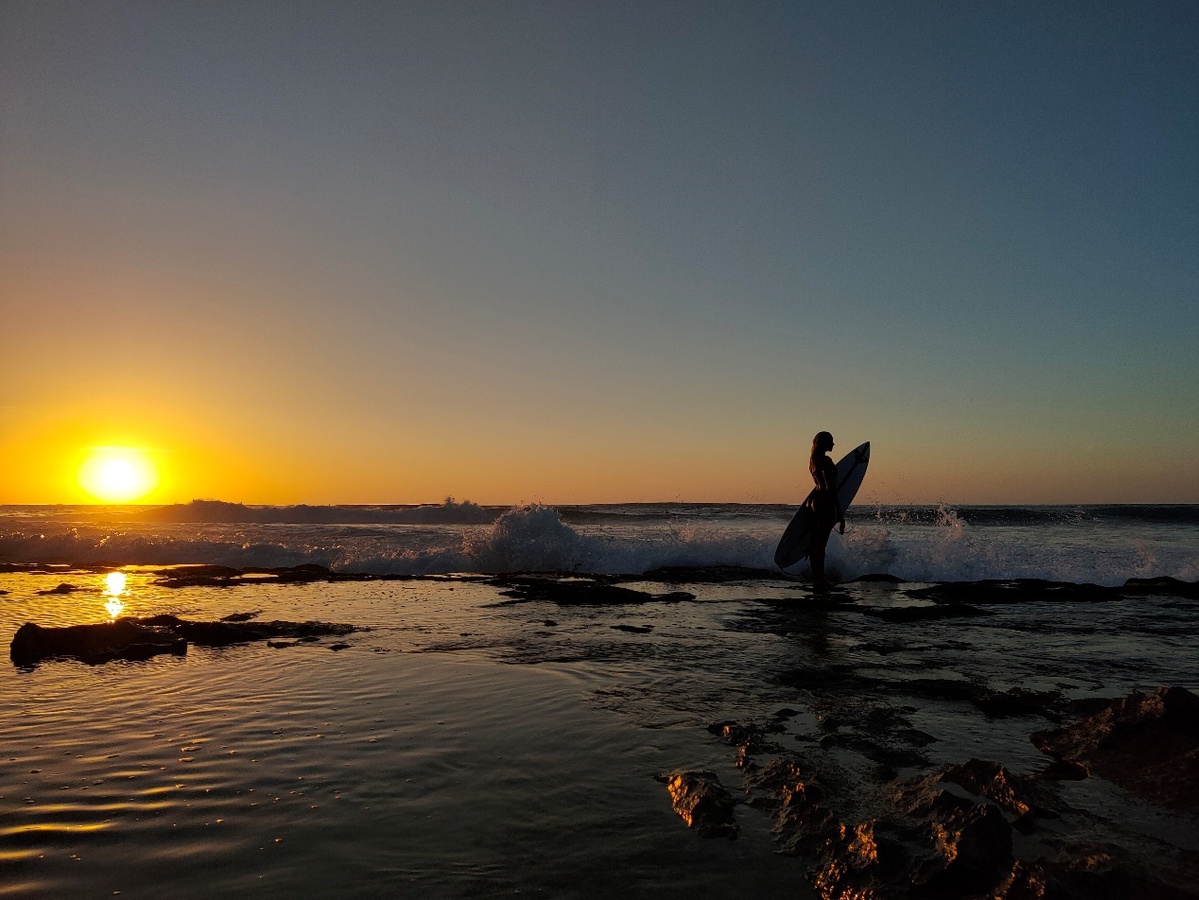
[807, 431, 845, 587]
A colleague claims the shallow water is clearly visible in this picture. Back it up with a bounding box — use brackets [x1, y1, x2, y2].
[0, 572, 816, 899]
[3, 562, 1198, 898]
[2, 504, 1198, 897]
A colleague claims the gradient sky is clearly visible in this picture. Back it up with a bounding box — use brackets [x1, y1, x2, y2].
[2, 1, 1196, 505]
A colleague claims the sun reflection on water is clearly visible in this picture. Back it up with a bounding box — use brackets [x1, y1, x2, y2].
[104, 571, 126, 619]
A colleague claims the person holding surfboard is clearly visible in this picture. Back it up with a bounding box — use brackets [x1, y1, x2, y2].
[807, 431, 845, 587]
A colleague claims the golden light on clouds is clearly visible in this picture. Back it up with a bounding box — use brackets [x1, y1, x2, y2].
[77, 447, 159, 503]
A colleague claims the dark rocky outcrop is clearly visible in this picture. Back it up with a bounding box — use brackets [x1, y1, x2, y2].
[490, 574, 692, 606]
[637, 566, 786, 584]
[670, 695, 1199, 899]
[37, 583, 81, 595]
[861, 603, 992, 622]
[1031, 686, 1199, 811]
[753, 756, 1193, 899]
[11, 615, 359, 666]
[154, 564, 333, 588]
[11, 620, 187, 665]
[655, 770, 739, 838]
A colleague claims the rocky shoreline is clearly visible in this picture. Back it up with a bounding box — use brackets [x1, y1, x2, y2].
[662, 686, 1199, 899]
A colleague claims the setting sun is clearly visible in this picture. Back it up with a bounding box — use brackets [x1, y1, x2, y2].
[77, 447, 159, 503]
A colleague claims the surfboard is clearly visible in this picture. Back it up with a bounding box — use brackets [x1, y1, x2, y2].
[774, 441, 870, 569]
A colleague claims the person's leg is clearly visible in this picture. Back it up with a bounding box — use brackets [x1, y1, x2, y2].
[810, 520, 833, 587]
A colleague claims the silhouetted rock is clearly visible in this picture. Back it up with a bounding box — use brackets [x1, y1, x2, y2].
[974, 687, 1064, 720]
[655, 770, 738, 838]
[862, 603, 991, 622]
[10, 616, 359, 666]
[154, 564, 335, 588]
[37, 583, 79, 595]
[907, 579, 1116, 604]
[1031, 686, 1199, 811]
[1121, 577, 1199, 599]
[11, 621, 186, 666]
[491, 575, 692, 606]
[638, 565, 786, 584]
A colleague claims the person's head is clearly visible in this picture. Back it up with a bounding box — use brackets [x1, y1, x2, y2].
[812, 431, 834, 455]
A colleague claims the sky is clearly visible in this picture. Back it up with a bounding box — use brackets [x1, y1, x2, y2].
[1, 1, 1196, 505]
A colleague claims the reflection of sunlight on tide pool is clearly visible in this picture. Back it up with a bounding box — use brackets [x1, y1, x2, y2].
[104, 571, 126, 619]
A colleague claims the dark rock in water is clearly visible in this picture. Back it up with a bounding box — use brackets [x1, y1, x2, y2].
[10, 616, 359, 666]
[1031, 686, 1199, 811]
[708, 720, 783, 767]
[490, 575, 692, 606]
[677, 734, 1199, 900]
[907, 579, 1117, 605]
[862, 603, 992, 622]
[655, 770, 738, 838]
[272, 564, 333, 583]
[973, 687, 1064, 720]
[638, 565, 786, 584]
[11, 621, 187, 666]
[153, 564, 336, 589]
[1121, 576, 1199, 599]
[610, 624, 653, 634]
[37, 583, 79, 595]
[220, 611, 261, 622]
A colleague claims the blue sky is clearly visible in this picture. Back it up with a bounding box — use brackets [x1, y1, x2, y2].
[2, 1, 1196, 503]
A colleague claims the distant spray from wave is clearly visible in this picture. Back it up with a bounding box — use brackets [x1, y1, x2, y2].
[1, 503, 1195, 585]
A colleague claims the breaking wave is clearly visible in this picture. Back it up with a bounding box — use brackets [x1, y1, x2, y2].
[1, 503, 1196, 586]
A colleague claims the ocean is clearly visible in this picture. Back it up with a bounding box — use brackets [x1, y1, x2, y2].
[2, 501, 1197, 583]
[1, 502, 1197, 898]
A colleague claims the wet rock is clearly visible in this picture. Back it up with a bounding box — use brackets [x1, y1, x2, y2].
[11, 616, 359, 666]
[491, 575, 692, 606]
[37, 583, 79, 595]
[155, 570, 241, 588]
[851, 573, 906, 583]
[898, 759, 1056, 827]
[153, 564, 335, 588]
[610, 624, 653, 634]
[863, 603, 992, 622]
[907, 579, 1117, 605]
[655, 770, 738, 838]
[974, 687, 1064, 720]
[133, 615, 357, 648]
[820, 732, 932, 770]
[1000, 850, 1199, 900]
[11, 621, 186, 666]
[272, 564, 333, 583]
[221, 611, 261, 622]
[1121, 577, 1199, 600]
[708, 720, 783, 767]
[915, 798, 1013, 895]
[741, 754, 1165, 900]
[639, 565, 785, 584]
[1031, 686, 1199, 811]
